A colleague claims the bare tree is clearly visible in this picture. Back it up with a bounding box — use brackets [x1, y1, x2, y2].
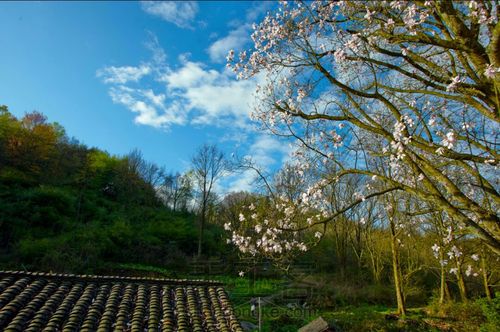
[191, 144, 227, 258]
[160, 171, 193, 212]
[127, 149, 165, 188]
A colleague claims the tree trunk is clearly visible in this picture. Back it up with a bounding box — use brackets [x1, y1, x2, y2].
[444, 280, 451, 302]
[439, 251, 446, 305]
[197, 200, 206, 258]
[390, 219, 406, 315]
[369, 250, 382, 284]
[455, 261, 468, 302]
[481, 252, 493, 300]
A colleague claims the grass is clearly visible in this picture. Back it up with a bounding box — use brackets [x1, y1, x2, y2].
[236, 304, 486, 332]
[321, 306, 438, 332]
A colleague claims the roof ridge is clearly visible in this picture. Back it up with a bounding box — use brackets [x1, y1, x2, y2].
[0, 270, 223, 286]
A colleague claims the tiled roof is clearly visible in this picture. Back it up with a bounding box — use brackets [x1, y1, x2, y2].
[0, 270, 243, 332]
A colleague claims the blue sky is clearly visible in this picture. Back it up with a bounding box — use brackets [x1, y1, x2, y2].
[0, 1, 291, 193]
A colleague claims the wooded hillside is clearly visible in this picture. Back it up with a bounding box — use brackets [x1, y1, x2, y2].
[0, 105, 228, 273]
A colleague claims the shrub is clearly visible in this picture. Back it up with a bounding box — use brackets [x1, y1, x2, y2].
[477, 294, 500, 332]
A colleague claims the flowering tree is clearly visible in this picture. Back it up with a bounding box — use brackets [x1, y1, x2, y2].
[227, 0, 500, 256]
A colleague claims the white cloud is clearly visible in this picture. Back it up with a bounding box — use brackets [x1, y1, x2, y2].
[161, 61, 219, 89]
[226, 169, 257, 193]
[248, 135, 292, 167]
[207, 24, 251, 63]
[162, 59, 261, 128]
[207, 2, 272, 63]
[98, 47, 262, 130]
[141, 1, 198, 29]
[170, 63, 259, 127]
[96, 65, 151, 84]
[109, 86, 187, 128]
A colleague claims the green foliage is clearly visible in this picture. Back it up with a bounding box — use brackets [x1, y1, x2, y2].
[477, 294, 500, 332]
[426, 299, 485, 332]
[0, 107, 230, 274]
[319, 306, 439, 332]
[268, 314, 307, 332]
[217, 275, 284, 300]
[112, 263, 173, 277]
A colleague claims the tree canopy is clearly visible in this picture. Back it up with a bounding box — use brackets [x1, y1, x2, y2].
[226, 0, 500, 256]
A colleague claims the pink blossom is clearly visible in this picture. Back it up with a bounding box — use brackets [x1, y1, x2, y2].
[484, 64, 499, 79]
[334, 49, 347, 62]
[226, 49, 235, 62]
[364, 7, 375, 22]
[446, 76, 463, 92]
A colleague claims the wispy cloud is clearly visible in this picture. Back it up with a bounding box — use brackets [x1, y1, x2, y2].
[248, 135, 292, 167]
[225, 169, 256, 193]
[97, 40, 261, 130]
[141, 1, 198, 29]
[108, 86, 186, 128]
[207, 2, 272, 63]
[96, 65, 151, 84]
[223, 135, 293, 193]
[207, 24, 250, 63]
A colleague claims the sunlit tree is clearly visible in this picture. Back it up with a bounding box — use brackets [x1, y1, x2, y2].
[227, 1, 500, 256]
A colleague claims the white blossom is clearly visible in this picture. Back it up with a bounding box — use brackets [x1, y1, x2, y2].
[428, 115, 437, 127]
[334, 49, 347, 62]
[364, 7, 375, 22]
[226, 49, 235, 62]
[385, 18, 395, 28]
[446, 76, 464, 92]
[442, 131, 456, 149]
[484, 64, 500, 79]
[465, 265, 473, 277]
[436, 147, 445, 155]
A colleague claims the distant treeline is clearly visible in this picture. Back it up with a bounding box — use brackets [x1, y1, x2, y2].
[0, 105, 229, 273]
